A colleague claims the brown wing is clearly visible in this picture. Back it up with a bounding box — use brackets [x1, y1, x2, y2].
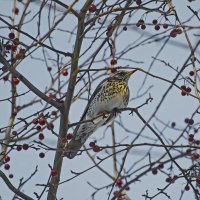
[73, 75, 111, 134]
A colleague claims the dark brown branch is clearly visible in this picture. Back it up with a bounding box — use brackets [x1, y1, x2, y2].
[0, 53, 61, 110]
[0, 170, 34, 200]
[0, 17, 72, 57]
[47, 0, 91, 199]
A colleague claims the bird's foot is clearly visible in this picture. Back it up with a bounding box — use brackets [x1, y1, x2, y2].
[113, 108, 121, 117]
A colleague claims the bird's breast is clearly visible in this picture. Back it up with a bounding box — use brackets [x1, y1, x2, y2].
[87, 81, 129, 118]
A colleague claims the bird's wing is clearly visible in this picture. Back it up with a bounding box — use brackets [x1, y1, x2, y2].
[80, 76, 110, 120]
[72, 75, 110, 135]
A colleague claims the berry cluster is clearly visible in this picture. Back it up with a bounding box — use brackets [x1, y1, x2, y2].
[136, 19, 169, 31]
[165, 175, 178, 184]
[5, 32, 26, 62]
[4, 155, 13, 178]
[170, 28, 182, 38]
[136, 19, 146, 30]
[89, 141, 101, 152]
[184, 118, 194, 125]
[151, 162, 164, 175]
[181, 85, 192, 96]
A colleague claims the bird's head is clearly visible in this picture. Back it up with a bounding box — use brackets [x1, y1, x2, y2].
[112, 70, 136, 82]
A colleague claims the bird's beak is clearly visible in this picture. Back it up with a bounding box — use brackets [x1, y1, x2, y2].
[127, 69, 137, 77]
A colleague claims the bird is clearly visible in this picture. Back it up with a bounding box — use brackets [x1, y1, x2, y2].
[64, 70, 135, 159]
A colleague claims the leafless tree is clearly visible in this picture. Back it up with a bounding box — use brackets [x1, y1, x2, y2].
[0, 0, 200, 200]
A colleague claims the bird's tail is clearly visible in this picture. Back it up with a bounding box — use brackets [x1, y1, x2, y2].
[63, 138, 83, 159]
[64, 113, 112, 159]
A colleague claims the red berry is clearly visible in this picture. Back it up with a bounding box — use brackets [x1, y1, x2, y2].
[62, 69, 68, 76]
[51, 111, 57, 116]
[93, 145, 101, 152]
[116, 179, 123, 187]
[151, 167, 158, 175]
[172, 175, 178, 182]
[188, 137, 194, 143]
[110, 59, 117, 65]
[4, 164, 10, 170]
[188, 136, 194, 142]
[163, 23, 168, 29]
[171, 122, 176, 128]
[12, 7, 19, 15]
[158, 162, 164, 169]
[196, 177, 200, 184]
[49, 93, 56, 98]
[186, 87, 191, 93]
[3, 75, 9, 81]
[185, 118, 189, 124]
[136, 0, 142, 6]
[8, 32, 15, 40]
[36, 125, 42, 131]
[188, 119, 194, 125]
[32, 119, 38, 124]
[6, 44, 12, 50]
[22, 143, 29, 150]
[192, 153, 199, 159]
[88, 4, 96, 12]
[11, 45, 17, 52]
[113, 190, 120, 197]
[125, 185, 130, 191]
[141, 24, 146, 30]
[39, 152, 45, 158]
[12, 78, 20, 85]
[66, 133, 73, 140]
[181, 91, 187, 96]
[166, 177, 172, 183]
[38, 117, 46, 125]
[51, 169, 58, 177]
[189, 133, 194, 138]
[89, 141, 96, 147]
[12, 131, 17, 136]
[47, 123, 54, 130]
[189, 71, 194, 76]
[9, 174, 14, 178]
[39, 133, 44, 140]
[47, 67, 52, 71]
[16, 145, 22, 151]
[154, 24, 160, 31]
[186, 148, 191, 155]
[152, 19, 158, 25]
[195, 140, 200, 145]
[123, 26, 127, 31]
[181, 85, 187, 90]
[170, 29, 177, 38]
[176, 28, 182, 34]
[185, 184, 190, 191]
[138, 19, 144, 25]
[4, 155, 10, 163]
